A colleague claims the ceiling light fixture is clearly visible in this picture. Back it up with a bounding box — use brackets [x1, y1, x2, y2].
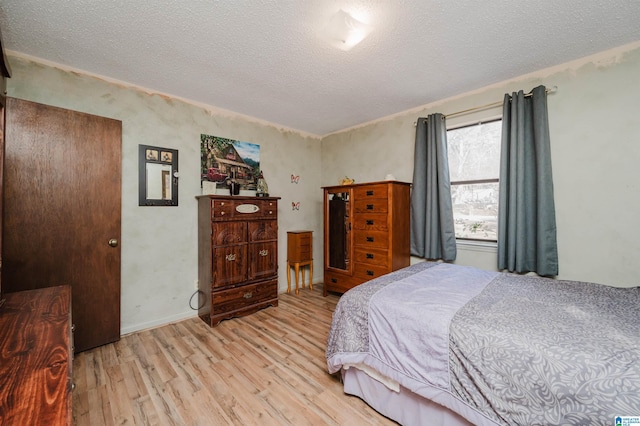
[324, 9, 371, 51]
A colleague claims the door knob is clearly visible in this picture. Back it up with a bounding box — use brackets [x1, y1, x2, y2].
[108, 238, 119, 247]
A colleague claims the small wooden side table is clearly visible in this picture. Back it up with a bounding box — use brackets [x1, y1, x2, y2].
[287, 230, 313, 294]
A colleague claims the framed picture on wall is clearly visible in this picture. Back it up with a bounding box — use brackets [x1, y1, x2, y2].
[200, 134, 260, 194]
[146, 149, 158, 161]
[161, 151, 173, 162]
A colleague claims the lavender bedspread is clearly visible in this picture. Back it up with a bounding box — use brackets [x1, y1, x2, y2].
[326, 262, 640, 425]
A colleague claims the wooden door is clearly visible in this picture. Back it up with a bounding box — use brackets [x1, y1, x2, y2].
[248, 220, 278, 281]
[3, 97, 122, 353]
[0, 95, 5, 301]
[248, 241, 277, 281]
[212, 245, 247, 288]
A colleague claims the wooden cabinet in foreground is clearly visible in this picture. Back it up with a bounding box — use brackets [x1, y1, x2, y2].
[197, 195, 280, 326]
[323, 181, 410, 296]
[0, 285, 73, 425]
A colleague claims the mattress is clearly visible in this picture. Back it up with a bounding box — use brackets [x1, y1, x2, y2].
[327, 261, 640, 425]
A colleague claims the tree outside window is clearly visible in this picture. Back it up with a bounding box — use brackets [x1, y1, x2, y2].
[447, 120, 501, 241]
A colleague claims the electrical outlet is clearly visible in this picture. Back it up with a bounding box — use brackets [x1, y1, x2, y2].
[194, 279, 199, 289]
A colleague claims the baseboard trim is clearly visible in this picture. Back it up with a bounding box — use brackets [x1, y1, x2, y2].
[120, 310, 198, 336]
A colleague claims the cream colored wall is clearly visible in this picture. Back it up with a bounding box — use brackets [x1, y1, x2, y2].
[6, 54, 324, 334]
[322, 42, 640, 287]
[7, 41, 640, 337]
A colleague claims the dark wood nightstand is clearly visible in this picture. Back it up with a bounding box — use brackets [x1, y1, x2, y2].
[287, 230, 313, 295]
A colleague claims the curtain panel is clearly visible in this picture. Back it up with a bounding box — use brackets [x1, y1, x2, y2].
[497, 85, 558, 276]
[410, 114, 457, 261]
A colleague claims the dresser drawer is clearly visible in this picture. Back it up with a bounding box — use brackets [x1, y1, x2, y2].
[211, 199, 269, 220]
[324, 271, 362, 294]
[354, 198, 388, 214]
[260, 200, 278, 218]
[354, 247, 390, 268]
[295, 245, 312, 261]
[354, 263, 390, 281]
[211, 279, 278, 315]
[352, 213, 388, 231]
[354, 230, 389, 249]
[295, 233, 312, 246]
[211, 199, 236, 219]
[353, 183, 388, 200]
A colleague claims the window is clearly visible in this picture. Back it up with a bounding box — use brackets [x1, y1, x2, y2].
[447, 119, 501, 242]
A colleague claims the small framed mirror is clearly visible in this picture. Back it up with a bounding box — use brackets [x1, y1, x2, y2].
[139, 144, 178, 206]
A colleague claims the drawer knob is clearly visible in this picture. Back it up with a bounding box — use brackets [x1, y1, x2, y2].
[366, 270, 374, 276]
[220, 211, 225, 215]
[366, 236, 374, 242]
[243, 292, 253, 299]
[259, 249, 269, 257]
[366, 190, 374, 196]
[366, 220, 374, 225]
[366, 204, 374, 210]
[71, 323, 76, 332]
[331, 278, 337, 283]
[225, 253, 236, 261]
[366, 253, 374, 259]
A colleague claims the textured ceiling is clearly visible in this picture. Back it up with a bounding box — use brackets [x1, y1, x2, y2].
[1, 1, 639, 136]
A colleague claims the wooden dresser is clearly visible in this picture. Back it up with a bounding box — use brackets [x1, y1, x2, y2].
[197, 195, 279, 326]
[323, 181, 410, 295]
[0, 285, 73, 425]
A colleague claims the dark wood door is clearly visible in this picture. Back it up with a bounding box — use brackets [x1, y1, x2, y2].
[212, 245, 247, 287]
[248, 241, 277, 280]
[3, 97, 122, 352]
[0, 95, 5, 302]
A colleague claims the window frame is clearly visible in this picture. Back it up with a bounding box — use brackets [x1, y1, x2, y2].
[447, 118, 502, 243]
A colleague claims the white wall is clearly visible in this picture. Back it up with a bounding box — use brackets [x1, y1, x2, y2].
[6, 53, 324, 334]
[322, 42, 640, 287]
[6, 41, 640, 338]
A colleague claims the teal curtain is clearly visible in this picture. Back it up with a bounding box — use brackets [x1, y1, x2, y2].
[410, 114, 457, 261]
[498, 85, 558, 276]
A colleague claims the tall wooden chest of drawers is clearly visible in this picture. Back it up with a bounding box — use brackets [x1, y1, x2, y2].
[322, 181, 410, 296]
[197, 195, 279, 326]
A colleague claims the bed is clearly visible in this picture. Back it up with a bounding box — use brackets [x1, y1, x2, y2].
[326, 261, 640, 425]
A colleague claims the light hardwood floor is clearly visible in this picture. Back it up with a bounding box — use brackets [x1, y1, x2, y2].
[72, 285, 397, 425]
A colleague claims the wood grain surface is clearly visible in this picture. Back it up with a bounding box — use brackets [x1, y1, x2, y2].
[72, 286, 396, 425]
[3, 97, 122, 352]
[0, 286, 72, 425]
